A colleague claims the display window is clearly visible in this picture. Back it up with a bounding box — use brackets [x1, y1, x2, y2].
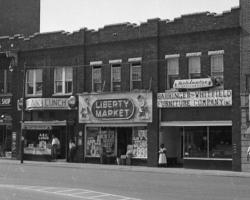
[85, 126, 148, 159]
[85, 127, 116, 157]
[184, 126, 232, 159]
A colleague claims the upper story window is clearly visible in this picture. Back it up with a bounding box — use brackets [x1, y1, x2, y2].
[91, 62, 102, 92]
[54, 67, 73, 95]
[165, 54, 179, 89]
[26, 69, 43, 96]
[129, 58, 142, 91]
[0, 70, 11, 94]
[209, 50, 224, 89]
[110, 60, 122, 92]
[187, 52, 201, 79]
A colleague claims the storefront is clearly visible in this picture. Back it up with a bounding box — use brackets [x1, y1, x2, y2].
[157, 81, 233, 170]
[22, 98, 76, 161]
[78, 92, 152, 165]
[0, 95, 14, 158]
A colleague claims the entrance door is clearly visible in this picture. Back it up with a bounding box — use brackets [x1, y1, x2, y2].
[117, 127, 132, 156]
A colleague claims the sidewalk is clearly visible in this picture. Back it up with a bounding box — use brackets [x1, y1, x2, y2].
[1, 158, 250, 178]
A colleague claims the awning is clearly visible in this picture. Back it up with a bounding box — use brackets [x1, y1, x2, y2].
[86, 123, 148, 128]
[160, 121, 232, 127]
[22, 120, 67, 130]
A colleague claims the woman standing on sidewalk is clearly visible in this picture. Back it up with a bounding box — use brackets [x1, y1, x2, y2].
[158, 143, 167, 167]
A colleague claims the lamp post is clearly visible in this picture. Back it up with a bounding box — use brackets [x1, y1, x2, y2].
[20, 63, 26, 164]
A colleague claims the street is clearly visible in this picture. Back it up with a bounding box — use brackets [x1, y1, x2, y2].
[0, 161, 250, 200]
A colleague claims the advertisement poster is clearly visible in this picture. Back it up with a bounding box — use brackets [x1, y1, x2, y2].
[132, 128, 147, 158]
[79, 92, 152, 123]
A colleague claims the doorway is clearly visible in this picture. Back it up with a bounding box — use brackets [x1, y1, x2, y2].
[117, 127, 132, 156]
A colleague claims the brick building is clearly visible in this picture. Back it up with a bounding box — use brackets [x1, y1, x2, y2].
[0, 4, 250, 171]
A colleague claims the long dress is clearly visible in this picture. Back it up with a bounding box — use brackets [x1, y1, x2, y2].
[158, 147, 167, 165]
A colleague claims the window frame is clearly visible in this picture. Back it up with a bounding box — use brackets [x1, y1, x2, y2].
[0, 69, 11, 94]
[130, 61, 142, 91]
[54, 67, 73, 95]
[165, 54, 180, 89]
[92, 65, 102, 92]
[209, 51, 224, 89]
[25, 69, 43, 96]
[110, 62, 122, 92]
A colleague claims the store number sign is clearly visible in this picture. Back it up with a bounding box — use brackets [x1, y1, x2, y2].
[92, 98, 134, 119]
[0, 96, 11, 106]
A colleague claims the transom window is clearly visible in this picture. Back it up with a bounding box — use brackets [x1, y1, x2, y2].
[26, 69, 43, 96]
[111, 64, 121, 92]
[130, 62, 142, 90]
[54, 67, 73, 94]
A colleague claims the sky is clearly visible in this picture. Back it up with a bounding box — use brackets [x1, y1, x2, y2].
[40, 0, 239, 33]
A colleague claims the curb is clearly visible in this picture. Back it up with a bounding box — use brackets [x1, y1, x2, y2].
[1, 159, 250, 178]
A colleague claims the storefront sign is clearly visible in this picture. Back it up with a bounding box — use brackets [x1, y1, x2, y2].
[173, 78, 213, 89]
[92, 98, 134, 119]
[0, 96, 12, 106]
[79, 92, 152, 123]
[26, 98, 71, 110]
[157, 90, 232, 108]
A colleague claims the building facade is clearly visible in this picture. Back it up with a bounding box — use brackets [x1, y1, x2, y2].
[0, 5, 250, 171]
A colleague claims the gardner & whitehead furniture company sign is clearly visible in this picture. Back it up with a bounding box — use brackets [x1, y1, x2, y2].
[78, 92, 152, 123]
[157, 90, 232, 108]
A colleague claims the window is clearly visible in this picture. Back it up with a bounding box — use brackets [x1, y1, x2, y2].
[92, 66, 102, 92]
[167, 58, 179, 89]
[211, 54, 224, 88]
[0, 70, 11, 94]
[188, 56, 201, 79]
[26, 69, 43, 96]
[246, 75, 250, 92]
[111, 64, 121, 92]
[184, 126, 232, 159]
[54, 67, 73, 94]
[130, 62, 142, 90]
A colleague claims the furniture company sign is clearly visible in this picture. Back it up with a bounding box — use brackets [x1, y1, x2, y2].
[157, 90, 232, 108]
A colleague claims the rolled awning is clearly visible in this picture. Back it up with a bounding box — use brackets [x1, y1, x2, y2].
[21, 120, 67, 130]
[160, 121, 232, 127]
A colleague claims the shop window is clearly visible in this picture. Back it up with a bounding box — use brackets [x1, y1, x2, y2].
[26, 69, 43, 96]
[0, 70, 11, 94]
[188, 56, 201, 79]
[166, 58, 179, 89]
[111, 64, 121, 92]
[132, 127, 147, 158]
[209, 126, 232, 158]
[54, 67, 73, 95]
[130, 62, 142, 90]
[85, 127, 115, 157]
[92, 66, 102, 92]
[184, 126, 232, 159]
[211, 54, 224, 89]
[184, 127, 207, 158]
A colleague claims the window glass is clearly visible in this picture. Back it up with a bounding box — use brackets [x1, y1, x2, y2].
[26, 69, 43, 95]
[209, 126, 232, 158]
[131, 62, 142, 90]
[111, 64, 121, 92]
[188, 56, 201, 78]
[92, 66, 102, 92]
[65, 68, 73, 93]
[211, 54, 224, 88]
[54, 67, 73, 94]
[167, 58, 179, 89]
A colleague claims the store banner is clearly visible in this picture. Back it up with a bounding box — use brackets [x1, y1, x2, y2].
[157, 90, 232, 108]
[26, 98, 71, 110]
[173, 78, 213, 89]
[79, 92, 152, 123]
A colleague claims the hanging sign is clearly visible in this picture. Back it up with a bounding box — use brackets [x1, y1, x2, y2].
[0, 96, 12, 106]
[79, 92, 152, 123]
[157, 90, 232, 108]
[173, 78, 213, 89]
